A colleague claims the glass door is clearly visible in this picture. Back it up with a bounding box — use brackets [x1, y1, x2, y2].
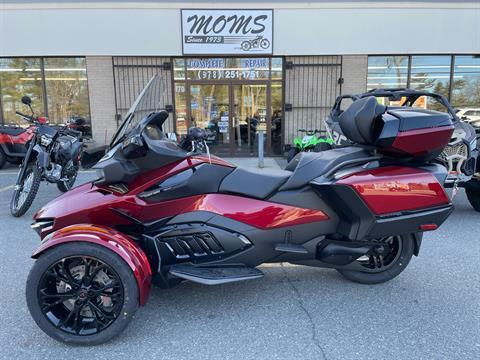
[232, 84, 268, 155]
[188, 84, 231, 154]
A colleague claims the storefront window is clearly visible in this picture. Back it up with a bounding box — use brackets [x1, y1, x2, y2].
[44, 57, 90, 125]
[0, 57, 91, 133]
[451, 55, 480, 109]
[271, 58, 283, 80]
[174, 82, 187, 135]
[367, 56, 409, 90]
[0, 58, 45, 125]
[410, 55, 451, 99]
[173, 58, 186, 81]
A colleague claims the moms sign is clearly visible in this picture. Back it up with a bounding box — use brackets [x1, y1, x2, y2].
[181, 9, 273, 55]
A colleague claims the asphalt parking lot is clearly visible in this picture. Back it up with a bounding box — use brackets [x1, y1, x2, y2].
[0, 162, 479, 360]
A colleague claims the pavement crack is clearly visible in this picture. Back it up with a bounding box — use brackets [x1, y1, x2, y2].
[280, 263, 328, 360]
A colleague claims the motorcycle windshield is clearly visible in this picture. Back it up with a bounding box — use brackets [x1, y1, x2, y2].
[110, 75, 165, 147]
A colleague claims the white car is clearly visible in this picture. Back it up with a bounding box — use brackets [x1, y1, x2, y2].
[456, 108, 480, 127]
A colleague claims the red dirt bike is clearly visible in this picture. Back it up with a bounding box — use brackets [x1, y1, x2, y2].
[26, 76, 454, 345]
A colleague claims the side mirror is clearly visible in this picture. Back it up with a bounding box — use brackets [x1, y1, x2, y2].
[21, 96, 32, 105]
[122, 134, 147, 159]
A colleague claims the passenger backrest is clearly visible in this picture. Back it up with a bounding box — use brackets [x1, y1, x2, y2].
[338, 97, 386, 145]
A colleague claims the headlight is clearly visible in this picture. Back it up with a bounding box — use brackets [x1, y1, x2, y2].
[40, 134, 53, 146]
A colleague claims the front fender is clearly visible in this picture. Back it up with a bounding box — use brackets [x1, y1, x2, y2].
[32, 224, 152, 305]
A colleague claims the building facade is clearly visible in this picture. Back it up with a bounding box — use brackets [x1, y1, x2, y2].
[1, 1, 479, 155]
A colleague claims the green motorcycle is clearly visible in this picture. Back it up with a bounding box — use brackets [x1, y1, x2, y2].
[286, 129, 333, 162]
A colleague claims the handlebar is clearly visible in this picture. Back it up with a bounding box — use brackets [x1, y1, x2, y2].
[15, 111, 32, 121]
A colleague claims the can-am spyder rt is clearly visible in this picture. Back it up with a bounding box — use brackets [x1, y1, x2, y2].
[26, 76, 455, 345]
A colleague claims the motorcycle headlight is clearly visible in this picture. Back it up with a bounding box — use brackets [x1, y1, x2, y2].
[40, 134, 53, 146]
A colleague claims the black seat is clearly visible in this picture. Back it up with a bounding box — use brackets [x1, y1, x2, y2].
[338, 96, 386, 145]
[219, 167, 292, 199]
[0, 127, 26, 136]
[280, 147, 373, 191]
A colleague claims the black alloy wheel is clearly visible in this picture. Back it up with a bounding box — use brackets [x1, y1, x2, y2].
[337, 235, 415, 284]
[37, 256, 124, 335]
[26, 243, 139, 345]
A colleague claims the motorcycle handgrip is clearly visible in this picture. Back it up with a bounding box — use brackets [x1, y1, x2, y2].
[15, 111, 30, 119]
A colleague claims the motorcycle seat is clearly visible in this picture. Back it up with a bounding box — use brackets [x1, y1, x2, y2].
[219, 167, 292, 199]
[0, 127, 26, 136]
[280, 147, 373, 191]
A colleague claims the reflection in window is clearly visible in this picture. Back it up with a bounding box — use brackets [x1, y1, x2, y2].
[271, 58, 283, 80]
[0, 58, 45, 125]
[44, 58, 90, 129]
[271, 83, 283, 154]
[410, 55, 451, 99]
[174, 82, 187, 135]
[367, 56, 408, 90]
[451, 55, 480, 109]
[173, 58, 186, 81]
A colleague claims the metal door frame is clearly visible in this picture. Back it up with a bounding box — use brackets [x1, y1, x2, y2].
[186, 80, 272, 155]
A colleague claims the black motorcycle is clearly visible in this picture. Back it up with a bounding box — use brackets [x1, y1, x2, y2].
[10, 96, 83, 217]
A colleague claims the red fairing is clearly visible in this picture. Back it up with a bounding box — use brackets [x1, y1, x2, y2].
[338, 166, 450, 215]
[32, 224, 152, 305]
[390, 125, 454, 157]
[127, 156, 235, 193]
[157, 194, 329, 229]
[35, 185, 329, 235]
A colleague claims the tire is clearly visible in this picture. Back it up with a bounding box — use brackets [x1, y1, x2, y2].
[56, 162, 79, 193]
[26, 242, 139, 345]
[10, 164, 41, 217]
[0, 147, 6, 169]
[466, 186, 480, 212]
[286, 148, 299, 162]
[337, 235, 415, 284]
[241, 41, 251, 51]
[313, 142, 332, 152]
[260, 39, 270, 49]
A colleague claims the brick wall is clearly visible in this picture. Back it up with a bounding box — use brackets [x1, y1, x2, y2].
[341, 55, 368, 95]
[85, 56, 117, 144]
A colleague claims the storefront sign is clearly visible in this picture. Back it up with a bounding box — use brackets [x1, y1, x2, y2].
[186, 57, 270, 80]
[181, 9, 273, 55]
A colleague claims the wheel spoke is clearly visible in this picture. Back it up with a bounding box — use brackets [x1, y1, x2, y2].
[81, 257, 92, 285]
[73, 303, 84, 334]
[56, 307, 76, 329]
[88, 300, 116, 320]
[60, 260, 79, 286]
[42, 298, 67, 312]
[40, 288, 76, 300]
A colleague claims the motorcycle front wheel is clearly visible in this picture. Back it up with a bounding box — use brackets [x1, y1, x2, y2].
[10, 164, 41, 217]
[57, 161, 79, 193]
[337, 234, 414, 284]
[26, 242, 139, 345]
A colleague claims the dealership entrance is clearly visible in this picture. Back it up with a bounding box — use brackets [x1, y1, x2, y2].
[174, 57, 283, 156]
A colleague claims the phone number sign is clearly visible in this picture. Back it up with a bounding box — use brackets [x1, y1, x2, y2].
[181, 9, 273, 55]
